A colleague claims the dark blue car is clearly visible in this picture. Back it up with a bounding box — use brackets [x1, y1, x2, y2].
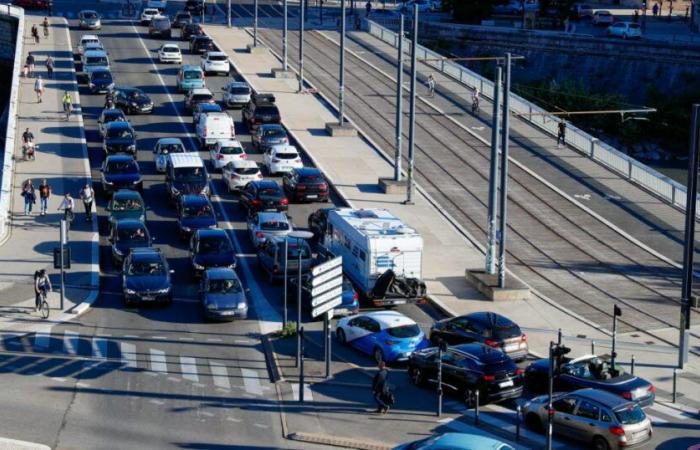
[88, 68, 114, 94]
[101, 155, 142, 195]
[103, 121, 137, 157]
[110, 219, 152, 267]
[176, 194, 217, 240]
[200, 268, 248, 321]
[122, 247, 173, 306]
[189, 228, 237, 278]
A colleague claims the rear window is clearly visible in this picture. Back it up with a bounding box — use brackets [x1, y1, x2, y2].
[234, 167, 258, 175]
[209, 54, 228, 61]
[173, 167, 206, 182]
[184, 71, 202, 80]
[219, 146, 244, 155]
[107, 128, 133, 139]
[287, 243, 311, 259]
[489, 323, 521, 340]
[112, 198, 143, 211]
[83, 12, 98, 19]
[482, 358, 517, 376]
[386, 324, 421, 338]
[276, 152, 298, 160]
[86, 56, 108, 65]
[183, 203, 213, 218]
[163, 47, 180, 53]
[230, 87, 250, 95]
[256, 106, 279, 115]
[264, 128, 286, 138]
[261, 221, 290, 231]
[614, 405, 646, 425]
[199, 236, 232, 254]
[159, 143, 184, 154]
[300, 174, 322, 183]
[258, 187, 283, 200]
[192, 94, 214, 102]
[108, 161, 138, 173]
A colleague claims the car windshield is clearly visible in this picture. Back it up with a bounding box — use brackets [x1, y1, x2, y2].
[86, 56, 108, 65]
[199, 237, 232, 254]
[209, 54, 227, 61]
[260, 220, 289, 231]
[104, 113, 125, 123]
[257, 106, 279, 116]
[258, 187, 283, 200]
[287, 243, 310, 259]
[128, 260, 165, 276]
[229, 86, 250, 95]
[300, 174, 322, 183]
[386, 324, 421, 338]
[177, 13, 190, 19]
[174, 167, 206, 182]
[159, 143, 184, 154]
[615, 405, 646, 425]
[83, 12, 98, 18]
[163, 47, 179, 53]
[275, 152, 298, 160]
[118, 227, 148, 242]
[112, 198, 143, 211]
[219, 146, 243, 155]
[153, 19, 169, 26]
[92, 71, 112, 81]
[82, 39, 99, 46]
[183, 203, 213, 218]
[107, 161, 138, 174]
[263, 128, 286, 138]
[184, 71, 202, 80]
[208, 278, 242, 294]
[107, 128, 133, 139]
[192, 94, 213, 102]
[234, 167, 258, 175]
[127, 91, 146, 99]
[482, 322, 521, 340]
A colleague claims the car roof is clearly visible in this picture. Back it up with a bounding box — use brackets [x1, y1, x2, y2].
[256, 211, 288, 222]
[143, 8, 159, 12]
[252, 180, 279, 189]
[363, 311, 416, 329]
[102, 109, 125, 117]
[130, 247, 161, 257]
[217, 139, 241, 147]
[228, 159, 257, 168]
[106, 121, 131, 129]
[181, 64, 202, 71]
[424, 433, 513, 450]
[197, 103, 221, 110]
[115, 218, 147, 228]
[207, 51, 226, 56]
[118, 87, 143, 94]
[294, 167, 321, 176]
[451, 342, 500, 358]
[181, 194, 210, 205]
[84, 50, 107, 57]
[271, 144, 298, 154]
[205, 267, 239, 280]
[162, 43, 180, 48]
[570, 388, 634, 409]
[156, 137, 183, 145]
[106, 154, 135, 162]
[80, 9, 98, 14]
[462, 311, 518, 329]
[81, 34, 99, 41]
[190, 88, 212, 95]
[169, 152, 204, 168]
[113, 189, 142, 199]
[196, 228, 226, 239]
[228, 81, 249, 88]
[90, 68, 112, 75]
[194, 35, 212, 40]
[261, 123, 284, 130]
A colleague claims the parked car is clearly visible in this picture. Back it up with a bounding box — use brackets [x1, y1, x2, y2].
[190, 229, 237, 277]
[190, 35, 215, 54]
[263, 144, 303, 176]
[242, 93, 281, 131]
[222, 160, 262, 192]
[282, 167, 329, 203]
[525, 354, 656, 407]
[394, 433, 515, 450]
[177, 65, 205, 92]
[571, 3, 593, 19]
[110, 219, 152, 266]
[287, 274, 360, 319]
[239, 180, 288, 215]
[149, 15, 172, 38]
[256, 236, 313, 282]
[523, 388, 653, 449]
[152, 137, 186, 173]
[592, 10, 614, 26]
[192, 102, 223, 125]
[103, 121, 137, 157]
[77, 34, 100, 55]
[78, 10, 102, 29]
[176, 194, 217, 239]
[607, 22, 642, 39]
[181, 23, 204, 42]
[101, 155, 142, 195]
[98, 108, 128, 139]
[247, 211, 292, 248]
[371, 9, 401, 19]
[429, 312, 528, 362]
[209, 139, 246, 171]
[107, 189, 146, 227]
[337, 311, 428, 363]
[158, 43, 182, 64]
[252, 123, 288, 151]
[200, 51, 230, 75]
[122, 247, 173, 306]
[200, 268, 248, 321]
[221, 81, 252, 108]
[173, 11, 192, 28]
[184, 87, 215, 112]
[140, 7, 160, 25]
[114, 87, 154, 114]
[400, 0, 433, 14]
[88, 68, 114, 94]
[165, 153, 209, 202]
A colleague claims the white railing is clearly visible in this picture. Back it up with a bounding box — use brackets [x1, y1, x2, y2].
[0, 5, 24, 242]
[366, 19, 693, 212]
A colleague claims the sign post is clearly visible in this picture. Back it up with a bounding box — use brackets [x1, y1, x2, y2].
[311, 256, 343, 379]
[59, 219, 68, 310]
[289, 230, 314, 368]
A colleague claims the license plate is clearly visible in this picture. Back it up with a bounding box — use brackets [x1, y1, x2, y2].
[307, 194, 318, 199]
[499, 380, 514, 388]
[142, 296, 155, 301]
[504, 344, 518, 352]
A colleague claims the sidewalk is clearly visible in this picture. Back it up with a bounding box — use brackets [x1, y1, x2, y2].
[0, 17, 98, 334]
[202, 23, 700, 417]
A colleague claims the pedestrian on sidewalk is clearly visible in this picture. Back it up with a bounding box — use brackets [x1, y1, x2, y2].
[31, 25, 40, 44]
[34, 75, 44, 103]
[653, 2, 659, 17]
[57, 192, 74, 223]
[21, 179, 36, 216]
[45, 55, 54, 79]
[61, 90, 73, 120]
[365, 0, 371, 17]
[557, 120, 567, 147]
[38, 179, 51, 216]
[633, 9, 639, 23]
[26, 52, 35, 77]
[371, 361, 393, 414]
[79, 183, 94, 223]
[427, 74, 436, 97]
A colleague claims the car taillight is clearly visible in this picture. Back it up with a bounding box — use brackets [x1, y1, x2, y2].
[231, 125, 235, 135]
[385, 340, 398, 346]
[609, 426, 625, 436]
[276, 117, 281, 123]
[240, 154, 247, 159]
[272, 159, 280, 163]
[280, 198, 289, 205]
[319, 183, 328, 191]
[621, 392, 632, 400]
[297, 184, 306, 190]
[484, 339, 499, 348]
[648, 385, 656, 393]
[515, 368, 524, 375]
[255, 231, 264, 238]
[482, 375, 495, 381]
[295, 158, 302, 163]
[251, 199, 262, 206]
[216, 154, 223, 160]
[353, 291, 359, 301]
[203, 126, 208, 135]
[521, 333, 528, 342]
[256, 173, 263, 179]
[230, 174, 238, 179]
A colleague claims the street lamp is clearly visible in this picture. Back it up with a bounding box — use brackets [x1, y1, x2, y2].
[289, 230, 314, 368]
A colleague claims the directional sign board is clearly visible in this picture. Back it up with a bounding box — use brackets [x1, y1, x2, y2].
[311, 256, 342, 318]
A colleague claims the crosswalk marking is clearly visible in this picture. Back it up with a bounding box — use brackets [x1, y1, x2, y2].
[180, 356, 198, 382]
[651, 403, 693, 421]
[645, 413, 668, 424]
[34, 332, 50, 350]
[120, 342, 137, 369]
[64, 330, 79, 355]
[209, 361, 230, 389]
[241, 368, 263, 396]
[92, 337, 108, 360]
[150, 349, 167, 373]
[291, 383, 313, 402]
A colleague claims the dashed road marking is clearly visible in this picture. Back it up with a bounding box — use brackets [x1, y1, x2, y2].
[209, 361, 230, 389]
[120, 342, 137, 369]
[180, 356, 199, 382]
[150, 349, 167, 374]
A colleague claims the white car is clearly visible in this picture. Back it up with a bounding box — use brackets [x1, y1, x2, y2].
[200, 51, 230, 76]
[222, 81, 252, 108]
[263, 145, 303, 176]
[247, 211, 292, 248]
[592, 10, 614, 26]
[158, 44, 182, 64]
[141, 8, 160, 25]
[152, 138, 186, 173]
[607, 21, 642, 39]
[209, 139, 247, 171]
[77, 34, 100, 55]
[222, 160, 262, 192]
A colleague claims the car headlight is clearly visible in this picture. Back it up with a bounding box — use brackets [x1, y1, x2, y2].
[107, 83, 115, 89]
[125, 288, 136, 295]
[201, 185, 210, 195]
[139, 214, 145, 222]
[89, 82, 95, 88]
[193, 262, 205, 270]
[104, 179, 114, 185]
[131, 179, 141, 185]
[128, 145, 136, 151]
[171, 187, 180, 195]
[237, 302, 247, 310]
[157, 288, 170, 294]
[181, 226, 192, 232]
[206, 303, 217, 310]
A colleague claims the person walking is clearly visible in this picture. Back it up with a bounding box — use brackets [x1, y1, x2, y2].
[42, 17, 49, 38]
[34, 75, 44, 103]
[653, 2, 659, 17]
[633, 9, 639, 23]
[38, 179, 51, 216]
[557, 120, 567, 147]
[45, 55, 54, 79]
[32, 24, 40, 44]
[427, 74, 436, 97]
[79, 183, 94, 223]
[371, 361, 391, 414]
[21, 179, 36, 216]
[365, 0, 371, 17]
[57, 192, 74, 223]
[26, 52, 35, 77]
[62, 91, 73, 120]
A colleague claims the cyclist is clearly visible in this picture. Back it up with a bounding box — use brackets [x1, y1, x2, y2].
[61, 91, 73, 120]
[42, 17, 49, 37]
[22, 127, 34, 145]
[57, 192, 75, 223]
[34, 269, 52, 312]
[471, 88, 480, 113]
[104, 90, 115, 109]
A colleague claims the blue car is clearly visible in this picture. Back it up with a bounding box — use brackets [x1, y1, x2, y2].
[101, 154, 142, 195]
[189, 228, 237, 278]
[122, 247, 173, 306]
[176, 194, 217, 239]
[200, 268, 248, 321]
[88, 68, 114, 94]
[335, 311, 428, 363]
[110, 219, 152, 267]
[394, 433, 514, 450]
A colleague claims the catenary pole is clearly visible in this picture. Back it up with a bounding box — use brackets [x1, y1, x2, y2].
[394, 14, 404, 182]
[485, 65, 502, 274]
[298, 0, 305, 92]
[404, 5, 417, 205]
[497, 53, 511, 288]
[338, 0, 346, 124]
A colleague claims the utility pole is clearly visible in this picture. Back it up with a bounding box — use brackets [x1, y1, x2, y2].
[298, 0, 305, 92]
[611, 305, 621, 373]
[227, 0, 231, 27]
[394, 14, 404, 182]
[404, 5, 418, 205]
[485, 65, 502, 274]
[547, 341, 571, 450]
[253, 0, 259, 46]
[679, 104, 700, 369]
[497, 53, 512, 288]
[338, 0, 346, 125]
[283, 0, 289, 69]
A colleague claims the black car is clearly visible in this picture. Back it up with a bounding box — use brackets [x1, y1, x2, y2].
[110, 219, 152, 267]
[176, 194, 217, 240]
[190, 228, 237, 277]
[283, 167, 330, 203]
[190, 35, 214, 54]
[307, 207, 336, 242]
[98, 108, 128, 138]
[88, 68, 114, 94]
[525, 354, 656, 407]
[408, 343, 524, 406]
[114, 88, 154, 114]
[242, 94, 281, 132]
[122, 247, 173, 306]
[239, 181, 288, 215]
[173, 11, 192, 28]
[184, 0, 204, 14]
[103, 121, 137, 157]
[430, 312, 529, 362]
[101, 155, 142, 195]
[181, 23, 204, 42]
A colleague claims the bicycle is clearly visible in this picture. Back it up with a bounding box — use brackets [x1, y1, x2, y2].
[37, 289, 49, 319]
[63, 102, 72, 120]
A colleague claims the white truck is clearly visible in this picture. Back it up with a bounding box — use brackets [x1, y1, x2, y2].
[322, 208, 427, 307]
[195, 112, 235, 150]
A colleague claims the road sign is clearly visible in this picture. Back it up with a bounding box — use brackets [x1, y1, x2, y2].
[311, 297, 342, 319]
[312, 256, 342, 276]
[311, 286, 343, 308]
[311, 266, 342, 287]
[310, 275, 342, 297]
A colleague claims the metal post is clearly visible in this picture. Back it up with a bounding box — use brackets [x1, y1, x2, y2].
[474, 389, 480, 425]
[253, 0, 259, 46]
[394, 14, 404, 182]
[591, 340, 595, 355]
[299, 326, 305, 403]
[679, 104, 700, 370]
[298, 0, 305, 92]
[227, 0, 231, 27]
[283, 238, 288, 328]
[404, 5, 418, 205]
[546, 342, 554, 450]
[325, 310, 332, 378]
[437, 344, 443, 417]
[611, 305, 620, 373]
[672, 368, 678, 403]
[338, 0, 346, 125]
[283, 0, 288, 70]
[497, 53, 512, 288]
[485, 65, 502, 274]
[296, 238, 303, 367]
[201, 0, 206, 23]
[557, 328, 562, 345]
[630, 354, 635, 375]
[521, 0, 526, 29]
[516, 405, 522, 441]
[59, 219, 66, 311]
[319, 0, 323, 23]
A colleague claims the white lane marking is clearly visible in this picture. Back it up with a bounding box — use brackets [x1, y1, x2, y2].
[652, 403, 693, 421]
[209, 361, 231, 389]
[150, 399, 165, 405]
[150, 349, 167, 373]
[50, 377, 66, 382]
[76, 382, 90, 388]
[168, 376, 182, 383]
[253, 423, 268, 429]
[645, 413, 668, 424]
[201, 411, 215, 417]
[226, 416, 241, 422]
[241, 368, 263, 396]
[151, 336, 167, 340]
[92, 337, 108, 360]
[179, 337, 195, 341]
[34, 332, 50, 350]
[120, 342, 137, 369]
[234, 339, 252, 344]
[206, 338, 223, 342]
[123, 335, 139, 339]
[290, 383, 313, 402]
[180, 356, 199, 382]
[63, 330, 79, 355]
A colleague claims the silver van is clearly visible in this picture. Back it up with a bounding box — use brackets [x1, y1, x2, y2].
[82, 49, 110, 76]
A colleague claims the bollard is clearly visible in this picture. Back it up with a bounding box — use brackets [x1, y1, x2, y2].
[474, 389, 480, 426]
[591, 340, 595, 355]
[516, 404, 522, 441]
[672, 368, 678, 403]
[630, 354, 635, 375]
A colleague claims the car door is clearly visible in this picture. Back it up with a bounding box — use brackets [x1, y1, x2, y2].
[355, 317, 381, 355]
[263, 148, 272, 169]
[551, 396, 579, 437]
[571, 399, 602, 442]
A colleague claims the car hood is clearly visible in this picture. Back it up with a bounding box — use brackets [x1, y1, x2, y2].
[92, 78, 112, 86]
[193, 251, 235, 267]
[110, 210, 144, 222]
[180, 215, 216, 229]
[126, 275, 169, 292]
[203, 292, 246, 308]
[173, 181, 207, 195]
[127, 97, 152, 107]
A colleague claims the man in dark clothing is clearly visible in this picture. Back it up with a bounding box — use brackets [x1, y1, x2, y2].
[557, 120, 566, 147]
[372, 361, 390, 413]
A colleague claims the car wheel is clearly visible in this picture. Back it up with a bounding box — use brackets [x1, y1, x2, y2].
[336, 328, 347, 344]
[373, 347, 385, 364]
[592, 436, 610, 450]
[525, 413, 543, 432]
[408, 367, 424, 386]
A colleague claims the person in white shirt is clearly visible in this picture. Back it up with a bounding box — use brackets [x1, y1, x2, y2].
[34, 75, 43, 103]
[57, 192, 74, 222]
[79, 184, 94, 223]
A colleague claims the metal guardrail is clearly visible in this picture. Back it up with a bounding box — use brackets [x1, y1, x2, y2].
[366, 19, 695, 212]
[0, 4, 24, 242]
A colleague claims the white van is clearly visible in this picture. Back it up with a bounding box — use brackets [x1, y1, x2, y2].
[195, 112, 235, 150]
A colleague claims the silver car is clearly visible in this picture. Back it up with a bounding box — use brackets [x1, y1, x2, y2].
[247, 211, 292, 248]
[79, 10, 102, 29]
[222, 81, 252, 108]
[523, 388, 652, 450]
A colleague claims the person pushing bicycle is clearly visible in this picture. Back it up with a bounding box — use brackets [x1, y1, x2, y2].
[34, 269, 52, 312]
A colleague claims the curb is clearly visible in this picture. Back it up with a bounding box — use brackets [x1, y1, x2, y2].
[288, 431, 392, 450]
